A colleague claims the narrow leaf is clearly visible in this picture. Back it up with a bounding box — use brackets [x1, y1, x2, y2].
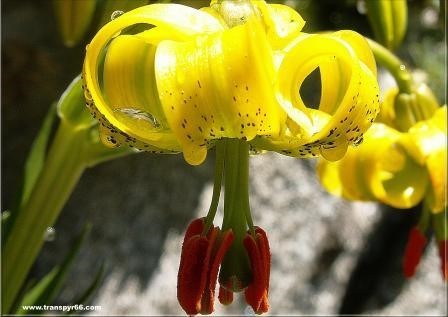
[15, 223, 92, 314]
[67, 262, 106, 315]
[3, 104, 57, 246]
[21, 103, 57, 209]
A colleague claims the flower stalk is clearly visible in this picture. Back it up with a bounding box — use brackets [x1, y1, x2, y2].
[367, 38, 413, 94]
[2, 77, 133, 313]
[2, 122, 86, 312]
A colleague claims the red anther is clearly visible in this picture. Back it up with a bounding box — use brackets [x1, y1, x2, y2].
[403, 226, 427, 278]
[438, 240, 447, 281]
[200, 229, 234, 314]
[177, 218, 234, 315]
[218, 285, 234, 305]
[182, 217, 206, 248]
[243, 227, 271, 314]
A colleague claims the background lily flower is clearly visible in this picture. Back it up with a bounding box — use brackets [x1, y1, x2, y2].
[82, 0, 380, 165]
[317, 105, 447, 213]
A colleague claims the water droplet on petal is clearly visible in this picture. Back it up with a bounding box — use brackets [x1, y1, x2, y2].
[115, 108, 161, 128]
[111, 10, 124, 20]
[399, 64, 406, 71]
[44, 227, 56, 241]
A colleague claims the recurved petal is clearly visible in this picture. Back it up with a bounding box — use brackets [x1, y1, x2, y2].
[251, 1, 305, 49]
[256, 31, 380, 161]
[83, 3, 223, 154]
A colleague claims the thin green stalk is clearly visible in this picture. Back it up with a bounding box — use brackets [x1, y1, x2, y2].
[238, 141, 255, 236]
[367, 38, 413, 94]
[222, 139, 239, 231]
[2, 122, 87, 313]
[204, 141, 225, 233]
[418, 199, 431, 232]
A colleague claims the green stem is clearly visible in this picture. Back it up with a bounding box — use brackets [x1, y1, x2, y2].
[417, 199, 431, 232]
[238, 140, 255, 236]
[2, 122, 88, 313]
[367, 38, 413, 94]
[219, 139, 252, 291]
[204, 141, 225, 233]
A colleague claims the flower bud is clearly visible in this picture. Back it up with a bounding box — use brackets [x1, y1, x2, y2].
[365, 0, 408, 50]
[53, 0, 97, 47]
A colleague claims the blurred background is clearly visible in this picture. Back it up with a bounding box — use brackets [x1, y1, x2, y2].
[2, 0, 446, 315]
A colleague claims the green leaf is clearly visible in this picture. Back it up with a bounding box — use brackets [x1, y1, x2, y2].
[15, 223, 92, 315]
[21, 103, 58, 209]
[2, 104, 57, 246]
[67, 262, 105, 315]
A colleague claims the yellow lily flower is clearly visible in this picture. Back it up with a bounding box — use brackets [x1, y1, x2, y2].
[317, 105, 447, 213]
[82, 0, 380, 166]
[81, 1, 383, 313]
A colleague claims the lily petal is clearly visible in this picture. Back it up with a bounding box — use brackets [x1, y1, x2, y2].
[317, 123, 429, 208]
[156, 18, 281, 165]
[399, 106, 447, 213]
[83, 4, 223, 154]
[254, 31, 380, 161]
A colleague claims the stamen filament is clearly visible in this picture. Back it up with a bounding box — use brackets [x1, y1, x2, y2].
[204, 141, 226, 234]
[237, 140, 255, 236]
[220, 138, 252, 290]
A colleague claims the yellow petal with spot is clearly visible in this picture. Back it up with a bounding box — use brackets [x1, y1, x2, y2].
[155, 18, 281, 165]
[260, 31, 379, 159]
[83, 3, 223, 153]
